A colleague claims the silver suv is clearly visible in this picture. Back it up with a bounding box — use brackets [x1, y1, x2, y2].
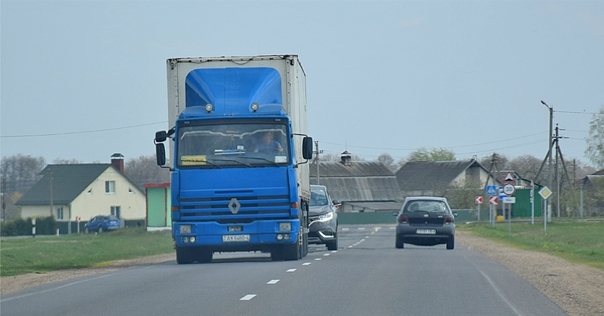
[308, 185, 339, 250]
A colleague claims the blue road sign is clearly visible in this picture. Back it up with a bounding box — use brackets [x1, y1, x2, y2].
[486, 185, 497, 195]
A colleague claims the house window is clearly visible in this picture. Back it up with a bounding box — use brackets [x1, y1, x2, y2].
[111, 206, 121, 218]
[56, 207, 64, 220]
[105, 181, 115, 194]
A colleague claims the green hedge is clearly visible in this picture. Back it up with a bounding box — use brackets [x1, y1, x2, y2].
[1, 216, 58, 236]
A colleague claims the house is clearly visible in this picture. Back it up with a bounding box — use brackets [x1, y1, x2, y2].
[15, 154, 146, 223]
[394, 159, 495, 197]
[310, 151, 404, 212]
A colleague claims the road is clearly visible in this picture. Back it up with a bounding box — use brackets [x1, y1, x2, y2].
[0, 225, 567, 316]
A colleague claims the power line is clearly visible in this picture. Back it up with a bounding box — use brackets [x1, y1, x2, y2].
[1, 121, 168, 138]
[320, 131, 548, 152]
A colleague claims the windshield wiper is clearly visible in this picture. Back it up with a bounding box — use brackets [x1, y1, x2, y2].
[239, 156, 279, 166]
[211, 158, 251, 167]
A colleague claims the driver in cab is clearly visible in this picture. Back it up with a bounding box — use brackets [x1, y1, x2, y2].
[253, 132, 283, 153]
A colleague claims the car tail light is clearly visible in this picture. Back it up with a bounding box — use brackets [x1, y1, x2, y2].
[398, 214, 409, 224]
[444, 215, 455, 224]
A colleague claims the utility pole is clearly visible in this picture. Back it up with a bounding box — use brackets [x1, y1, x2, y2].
[49, 170, 54, 217]
[1, 176, 6, 222]
[314, 141, 320, 185]
[541, 100, 554, 220]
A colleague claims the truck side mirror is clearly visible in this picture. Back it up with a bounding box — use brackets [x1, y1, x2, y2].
[156, 143, 166, 166]
[302, 136, 313, 160]
[155, 130, 167, 142]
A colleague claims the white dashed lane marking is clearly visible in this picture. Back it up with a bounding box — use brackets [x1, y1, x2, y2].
[267, 280, 279, 285]
[287, 269, 296, 272]
[240, 294, 256, 301]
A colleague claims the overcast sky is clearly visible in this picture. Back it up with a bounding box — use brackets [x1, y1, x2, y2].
[2, 0, 603, 167]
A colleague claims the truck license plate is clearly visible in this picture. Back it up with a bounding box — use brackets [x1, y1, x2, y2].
[416, 229, 436, 234]
[222, 234, 250, 243]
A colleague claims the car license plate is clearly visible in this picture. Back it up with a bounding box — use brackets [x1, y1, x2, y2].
[222, 234, 250, 243]
[416, 229, 436, 234]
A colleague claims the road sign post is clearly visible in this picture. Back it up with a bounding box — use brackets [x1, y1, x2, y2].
[475, 196, 483, 221]
[539, 186, 552, 231]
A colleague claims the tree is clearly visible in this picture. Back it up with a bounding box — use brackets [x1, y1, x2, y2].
[377, 153, 397, 172]
[408, 147, 455, 162]
[444, 178, 484, 210]
[480, 153, 510, 172]
[52, 158, 81, 164]
[509, 155, 545, 183]
[585, 106, 604, 169]
[0, 154, 46, 193]
[124, 155, 170, 190]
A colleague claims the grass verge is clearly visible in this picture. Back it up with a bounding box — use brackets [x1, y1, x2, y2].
[457, 219, 604, 270]
[0, 227, 174, 277]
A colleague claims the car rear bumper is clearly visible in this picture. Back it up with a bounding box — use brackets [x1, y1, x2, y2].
[396, 224, 455, 245]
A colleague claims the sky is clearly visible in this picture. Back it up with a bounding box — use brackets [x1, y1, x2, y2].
[1, 0, 603, 167]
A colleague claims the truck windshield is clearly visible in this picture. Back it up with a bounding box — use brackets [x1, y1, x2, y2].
[177, 121, 290, 168]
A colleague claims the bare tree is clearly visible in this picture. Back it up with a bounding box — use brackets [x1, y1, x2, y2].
[480, 153, 510, 171]
[585, 106, 604, 169]
[509, 155, 545, 183]
[125, 155, 170, 190]
[0, 154, 46, 193]
[377, 153, 397, 172]
[52, 158, 81, 164]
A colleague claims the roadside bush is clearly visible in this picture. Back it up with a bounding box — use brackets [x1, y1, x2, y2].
[0, 216, 57, 236]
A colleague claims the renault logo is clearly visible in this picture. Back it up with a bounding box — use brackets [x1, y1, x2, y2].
[229, 198, 241, 214]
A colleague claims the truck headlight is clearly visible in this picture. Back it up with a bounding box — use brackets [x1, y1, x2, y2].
[180, 225, 192, 234]
[279, 222, 292, 232]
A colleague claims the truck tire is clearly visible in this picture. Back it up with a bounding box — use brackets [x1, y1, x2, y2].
[282, 242, 300, 261]
[176, 247, 194, 264]
[196, 249, 213, 263]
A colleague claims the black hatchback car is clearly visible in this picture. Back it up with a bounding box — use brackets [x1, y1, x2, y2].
[394, 197, 455, 250]
[308, 185, 339, 250]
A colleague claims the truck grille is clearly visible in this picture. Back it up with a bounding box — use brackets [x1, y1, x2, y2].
[178, 194, 291, 223]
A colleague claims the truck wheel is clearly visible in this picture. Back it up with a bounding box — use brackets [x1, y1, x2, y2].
[283, 243, 300, 261]
[196, 249, 213, 263]
[270, 247, 284, 261]
[176, 247, 194, 264]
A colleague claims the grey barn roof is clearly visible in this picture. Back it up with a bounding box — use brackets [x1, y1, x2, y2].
[310, 161, 403, 203]
[16, 164, 115, 206]
[395, 160, 483, 191]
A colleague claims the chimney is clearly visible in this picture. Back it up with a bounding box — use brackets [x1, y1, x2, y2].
[111, 153, 125, 173]
[340, 151, 352, 166]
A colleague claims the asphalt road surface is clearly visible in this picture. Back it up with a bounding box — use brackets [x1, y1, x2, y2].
[0, 225, 567, 316]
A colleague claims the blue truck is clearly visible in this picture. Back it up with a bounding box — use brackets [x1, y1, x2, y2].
[154, 55, 313, 264]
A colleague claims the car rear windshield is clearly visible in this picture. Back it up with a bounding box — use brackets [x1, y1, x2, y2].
[403, 200, 449, 214]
